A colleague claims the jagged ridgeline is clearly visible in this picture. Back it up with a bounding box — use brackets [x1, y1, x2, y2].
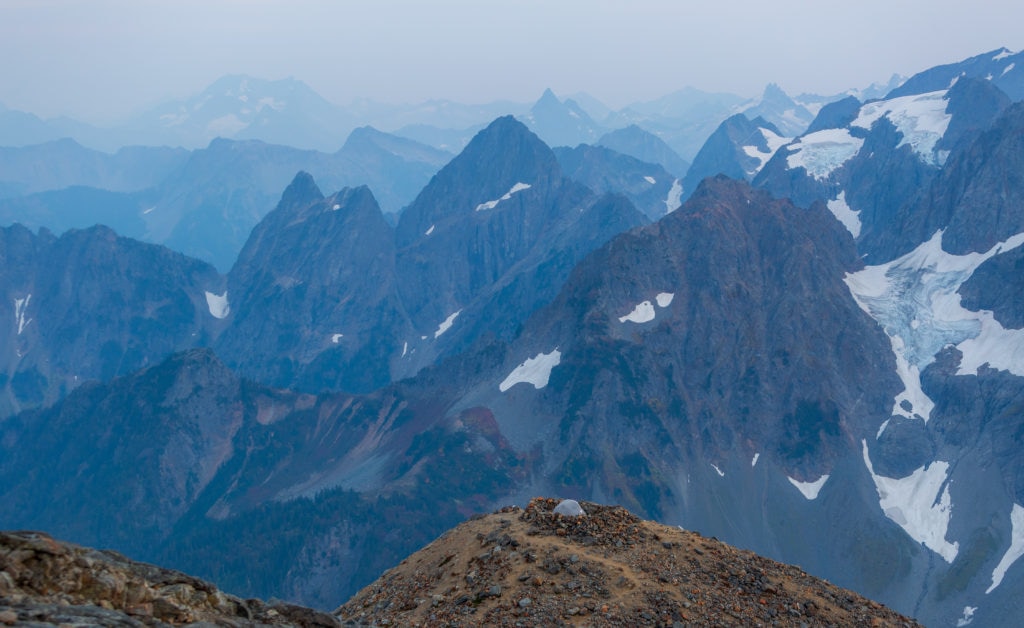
[3, 48, 1024, 627]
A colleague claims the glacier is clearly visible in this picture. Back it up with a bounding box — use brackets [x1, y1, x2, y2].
[844, 230, 1024, 422]
[742, 127, 790, 175]
[785, 128, 864, 180]
[852, 90, 952, 166]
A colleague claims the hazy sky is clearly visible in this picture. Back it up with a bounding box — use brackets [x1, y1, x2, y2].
[3, 0, 1023, 122]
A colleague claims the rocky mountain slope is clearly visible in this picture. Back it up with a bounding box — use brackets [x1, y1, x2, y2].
[553, 144, 680, 220]
[0, 116, 646, 415]
[340, 497, 920, 627]
[0, 223, 224, 418]
[0, 530, 341, 627]
[681, 114, 787, 203]
[0, 500, 918, 628]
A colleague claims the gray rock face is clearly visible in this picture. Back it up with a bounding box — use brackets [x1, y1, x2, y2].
[0, 350, 243, 556]
[683, 114, 784, 203]
[217, 175, 407, 394]
[554, 144, 676, 220]
[0, 223, 223, 418]
[391, 116, 644, 377]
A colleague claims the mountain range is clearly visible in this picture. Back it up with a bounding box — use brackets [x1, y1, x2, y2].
[3, 47, 1024, 627]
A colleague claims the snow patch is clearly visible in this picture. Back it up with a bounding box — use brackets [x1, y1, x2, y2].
[751, 453, 760, 467]
[957, 606, 978, 627]
[786, 128, 864, 180]
[14, 294, 31, 335]
[332, 204, 341, 211]
[788, 475, 830, 500]
[862, 440, 958, 562]
[434, 310, 462, 338]
[711, 464, 725, 477]
[742, 128, 790, 174]
[827, 191, 861, 238]
[994, 48, 1014, 61]
[499, 349, 561, 392]
[204, 291, 230, 319]
[425, 224, 435, 236]
[1003, 62, 1016, 77]
[619, 294, 675, 324]
[206, 113, 248, 136]
[619, 300, 655, 324]
[956, 309, 1024, 376]
[331, 333, 344, 344]
[257, 96, 285, 111]
[401, 341, 408, 357]
[142, 206, 156, 215]
[877, 418, 890, 440]
[844, 230, 1024, 420]
[475, 182, 531, 211]
[664, 179, 683, 214]
[644, 176, 656, 184]
[159, 111, 189, 126]
[986, 503, 1024, 594]
[852, 90, 952, 166]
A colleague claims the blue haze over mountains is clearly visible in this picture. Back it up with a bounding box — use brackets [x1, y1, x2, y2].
[5, 47, 1024, 627]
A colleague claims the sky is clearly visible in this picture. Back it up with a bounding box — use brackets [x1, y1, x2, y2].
[2, 0, 1024, 122]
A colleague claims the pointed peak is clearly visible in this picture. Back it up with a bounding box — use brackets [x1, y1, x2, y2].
[537, 88, 561, 104]
[280, 171, 324, 209]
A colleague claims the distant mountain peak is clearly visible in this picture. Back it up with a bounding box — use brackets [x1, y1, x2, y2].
[279, 171, 324, 209]
[538, 87, 560, 102]
[435, 115, 558, 184]
[395, 115, 560, 246]
[762, 82, 788, 98]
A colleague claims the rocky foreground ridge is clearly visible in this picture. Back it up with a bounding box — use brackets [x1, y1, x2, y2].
[0, 530, 340, 627]
[337, 498, 921, 627]
[0, 499, 920, 627]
